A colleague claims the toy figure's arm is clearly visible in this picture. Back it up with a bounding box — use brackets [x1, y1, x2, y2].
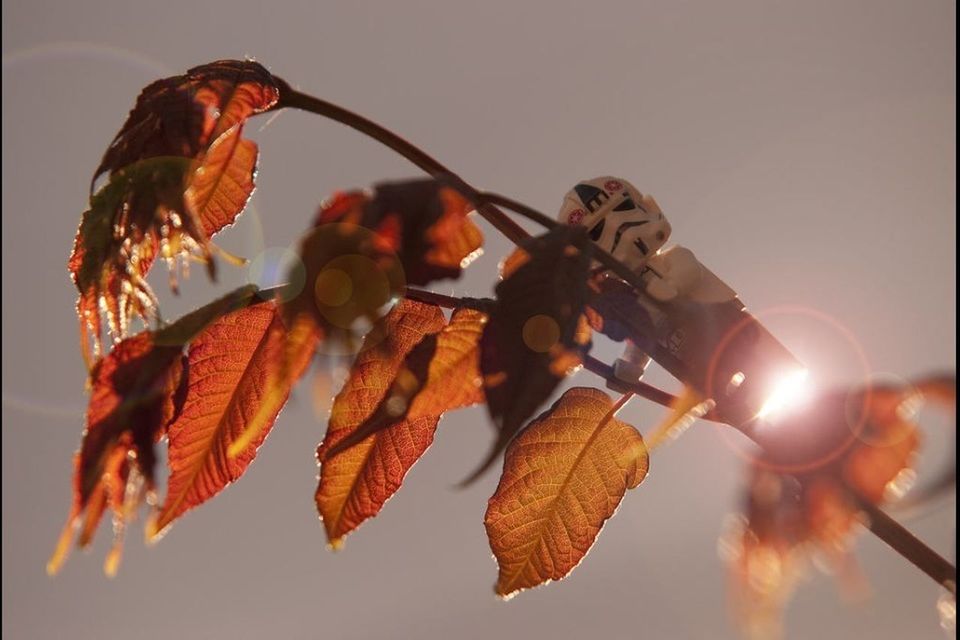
[610, 246, 739, 386]
[642, 246, 704, 302]
[611, 341, 652, 389]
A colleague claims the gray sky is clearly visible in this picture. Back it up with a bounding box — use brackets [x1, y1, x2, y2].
[2, 1, 955, 638]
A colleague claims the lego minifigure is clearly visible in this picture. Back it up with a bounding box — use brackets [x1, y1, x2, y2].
[557, 176, 738, 385]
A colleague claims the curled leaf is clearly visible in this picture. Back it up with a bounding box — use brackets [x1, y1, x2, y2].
[283, 179, 482, 347]
[71, 60, 280, 362]
[484, 387, 648, 598]
[50, 286, 279, 574]
[314, 180, 483, 286]
[49, 332, 185, 576]
[469, 226, 594, 483]
[92, 60, 279, 191]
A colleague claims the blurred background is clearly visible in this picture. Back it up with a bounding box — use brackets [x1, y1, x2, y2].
[2, 1, 955, 638]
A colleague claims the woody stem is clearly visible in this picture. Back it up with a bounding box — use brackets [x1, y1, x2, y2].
[278, 85, 530, 246]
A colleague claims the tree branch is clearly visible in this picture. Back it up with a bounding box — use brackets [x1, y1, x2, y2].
[280, 83, 955, 594]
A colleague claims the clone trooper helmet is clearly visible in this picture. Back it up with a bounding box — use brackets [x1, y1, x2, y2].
[557, 176, 671, 272]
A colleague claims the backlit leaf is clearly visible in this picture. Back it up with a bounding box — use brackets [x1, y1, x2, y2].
[252, 181, 485, 460]
[49, 286, 278, 574]
[92, 60, 279, 190]
[323, 306, 486, 458]
[315, 300, 445, 547]
[71, 60, 280, 362]
[727, 374, 955, 636]
[485, 387, 648, 598]
[283, 180, 481, 351]
[469, 226, 594, 483]
[314, 180, 483, 286]
[49, 332, 184, 576]
[152, 300, 315, 537]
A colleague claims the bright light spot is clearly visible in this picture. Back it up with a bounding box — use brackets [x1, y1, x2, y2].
[726, 371, 746, 396]
[460, 247, 484, 269]
[883, 467, 917, 502]
[746, 546, 783, 595]
[757, 369, 810, 420]
[939, 590, 956, 631]
[896, 391, 924, 420]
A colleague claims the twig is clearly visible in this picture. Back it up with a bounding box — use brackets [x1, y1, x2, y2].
[854, 496, 957, 595]
[276, 83, 530, 246]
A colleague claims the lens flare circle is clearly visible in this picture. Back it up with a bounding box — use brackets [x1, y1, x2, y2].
[709, 304, 872, 473]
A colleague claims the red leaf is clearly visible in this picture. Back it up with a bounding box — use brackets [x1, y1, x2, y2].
[315, 180, 483, 286]
[78, 334, 184, 503]
[71, 60, 280, 362]
[315, 300, 446, 547]
[92, 60, 278, 189]
[152, 301, 315, 537]
[49, 286, 280, 575]
[48, 333, 184, 576]
[727, 375, 955, 635]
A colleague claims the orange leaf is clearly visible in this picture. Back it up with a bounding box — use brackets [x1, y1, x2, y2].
[186, 124, 259, 238]
[78, 334, 184, 503]
[279, 180, 482, 384]
[322, 306, 487, 459]
[726, 374, 953, 634]
[153, 301, 314, 537]
[92, 60, 278, 190]
[408, 308, 487, 417]
[484, 387, 648, 599]
[315, 300, 446, 547]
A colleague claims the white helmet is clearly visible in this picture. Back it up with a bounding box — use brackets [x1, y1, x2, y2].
[557, 176, 671, 272]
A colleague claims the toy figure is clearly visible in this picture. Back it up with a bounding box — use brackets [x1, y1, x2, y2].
[558, 176, 802, 427]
